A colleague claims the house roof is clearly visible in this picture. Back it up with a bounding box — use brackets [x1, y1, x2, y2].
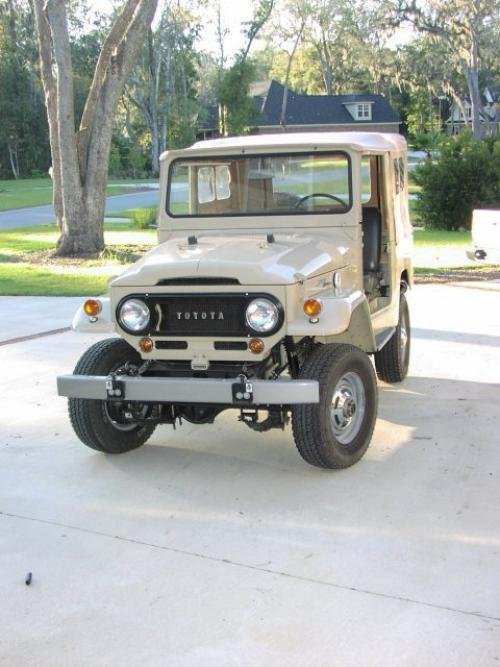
[257, 80, 401, 126]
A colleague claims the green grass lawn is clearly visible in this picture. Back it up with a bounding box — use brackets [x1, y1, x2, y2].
[414, 264, 496, 274]
[0, 223, 155, 254]
[413, 229, 471, 246]
[0, 177, 157, 211]
[0, 223, 156, 296]
[0, 264, 110, 296]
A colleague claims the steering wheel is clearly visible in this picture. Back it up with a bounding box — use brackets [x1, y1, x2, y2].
[294, 193, 347, 209]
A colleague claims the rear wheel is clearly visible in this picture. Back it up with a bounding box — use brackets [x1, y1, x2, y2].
[69, 338, 156, 453]
[292, 344, 378, 469]
[375, 293, 410, 383]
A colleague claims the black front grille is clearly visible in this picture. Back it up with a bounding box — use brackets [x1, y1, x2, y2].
[117, 293, 284, 338]
[155, 295, 248, 337]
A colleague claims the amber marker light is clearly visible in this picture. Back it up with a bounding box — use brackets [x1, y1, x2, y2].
[249, 338, 265, 354]
[139, 337, 154, 353]
[303, 298, 322, 318]
[83, 299, 102, 317]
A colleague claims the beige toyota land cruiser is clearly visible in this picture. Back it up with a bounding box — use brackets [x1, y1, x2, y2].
[57, 132, 413, 469]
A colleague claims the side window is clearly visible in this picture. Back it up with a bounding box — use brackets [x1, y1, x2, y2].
[393, 158, 400, 194]
[361, 157, 372, 203]
[398, 158, 405, 192]
[394, 157, 406, 194]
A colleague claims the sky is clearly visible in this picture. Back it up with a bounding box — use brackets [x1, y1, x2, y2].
[200, 0, 255, 59]
[87, 0, 414, 62]
[87, 0, 256, 60]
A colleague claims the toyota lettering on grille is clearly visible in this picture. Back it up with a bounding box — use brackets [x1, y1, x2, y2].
[176, 311, 225, 321]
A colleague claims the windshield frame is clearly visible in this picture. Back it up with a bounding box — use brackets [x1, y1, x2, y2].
[166, 150, 353, 219]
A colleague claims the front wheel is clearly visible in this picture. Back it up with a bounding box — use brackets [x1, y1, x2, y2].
[375, 292, 411, 383]
[69, 338, 156, 453]
[292, 344, 378, 469]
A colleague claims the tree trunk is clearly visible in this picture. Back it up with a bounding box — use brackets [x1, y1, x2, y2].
[7, 141, 20, 179]
[151, 123, 160, 175]
[32, 0, 64, 229]
[45, 0, 88, 255]
[463, 39, 482, 140]
[315, 41, 333, 95]
[33, 0, 159, 257]
[280, 20, 305, 128]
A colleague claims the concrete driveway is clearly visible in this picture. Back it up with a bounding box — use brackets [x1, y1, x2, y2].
[1, 283, 499, 666]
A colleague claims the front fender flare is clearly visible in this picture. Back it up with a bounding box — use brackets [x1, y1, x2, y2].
[72, 297, 114, 333]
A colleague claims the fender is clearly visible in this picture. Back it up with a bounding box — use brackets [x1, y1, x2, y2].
[319, 299, 377, 352]
[72, 297, 114, 333]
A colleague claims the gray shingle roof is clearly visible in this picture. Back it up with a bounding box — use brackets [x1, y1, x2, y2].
[260, 80, 400, 126]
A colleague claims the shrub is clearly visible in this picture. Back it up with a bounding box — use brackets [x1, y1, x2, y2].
[413, 133, 500, 230]
[409, 131, 444, 158]
[131, 206, 157, 229]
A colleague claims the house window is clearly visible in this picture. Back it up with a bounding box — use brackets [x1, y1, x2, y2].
[356, 103, 372, 120]
[460, 106, 472, 121]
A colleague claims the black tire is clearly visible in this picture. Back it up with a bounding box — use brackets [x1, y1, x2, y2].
[69, 338, 156, 453]
[375, 293, 410, 383]
[292, 344, 378, 469]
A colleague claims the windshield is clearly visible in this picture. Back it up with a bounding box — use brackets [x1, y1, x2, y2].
[167, 151, 351, 217]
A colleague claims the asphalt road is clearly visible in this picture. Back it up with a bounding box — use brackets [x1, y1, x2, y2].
[1, 283, 500, 666]
[0, 189, 159, 231]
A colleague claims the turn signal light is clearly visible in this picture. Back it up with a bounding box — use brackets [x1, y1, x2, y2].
[249, 338, 265, 354]
[83, 299, 102, 317]
[303, 298, 322, 317]
[139, 337, 154, 353]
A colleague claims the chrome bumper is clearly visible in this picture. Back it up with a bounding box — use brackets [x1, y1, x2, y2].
[57, 374, 320, 406]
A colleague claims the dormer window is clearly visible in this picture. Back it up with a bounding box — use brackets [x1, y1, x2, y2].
[356, 103, 372, 120]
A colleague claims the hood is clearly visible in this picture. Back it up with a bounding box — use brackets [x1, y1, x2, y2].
[111, 232, 352, 287]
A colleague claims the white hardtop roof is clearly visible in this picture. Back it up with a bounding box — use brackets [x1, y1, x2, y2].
[161, 132, 406, 161]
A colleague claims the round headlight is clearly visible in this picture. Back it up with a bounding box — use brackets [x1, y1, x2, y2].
[245, 298, 280, 333]
[119, 298, 150, 333]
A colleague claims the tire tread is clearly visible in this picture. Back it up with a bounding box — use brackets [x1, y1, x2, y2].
[292, 344, 377, 469]
[375, 294, 410, 383]
[68, 338, 155, 453]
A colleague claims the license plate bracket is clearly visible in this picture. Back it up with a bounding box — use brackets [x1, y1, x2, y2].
[231, 378, 254, 405]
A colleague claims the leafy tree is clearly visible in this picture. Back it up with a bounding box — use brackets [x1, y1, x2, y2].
[261, 0, 398, 97]
[219, 59, 259, 135]
[385, 0, 500, 139]
[413, 133, 500, 230]
[218, 0, 275, 135]
[33, 0, 159, 256]
[0, 0, 49, 178]
[125, 1, 201, 174]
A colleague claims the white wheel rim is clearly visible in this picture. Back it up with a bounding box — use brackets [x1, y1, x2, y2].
[330, 371, 366, 445]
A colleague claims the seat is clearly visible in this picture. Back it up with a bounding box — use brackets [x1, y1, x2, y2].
[361, 207, 381, 293]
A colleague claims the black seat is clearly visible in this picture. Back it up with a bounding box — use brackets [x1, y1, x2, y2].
[361, 207, 381, 272]
[361, 207, 381, 292]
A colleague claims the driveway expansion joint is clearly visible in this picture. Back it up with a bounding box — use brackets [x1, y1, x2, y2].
[0, 327, 71, 346]
[2, 509, 499, 624]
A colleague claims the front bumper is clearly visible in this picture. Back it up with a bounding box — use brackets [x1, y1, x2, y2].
[57, 374, 319, 406]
